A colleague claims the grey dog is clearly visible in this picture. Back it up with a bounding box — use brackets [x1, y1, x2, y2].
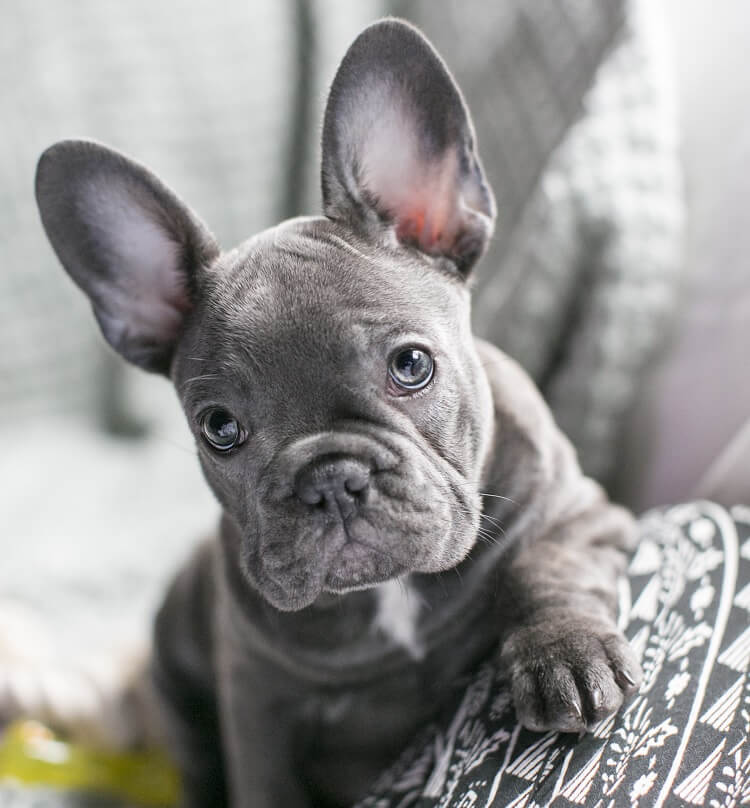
[35, 18, 643, 808]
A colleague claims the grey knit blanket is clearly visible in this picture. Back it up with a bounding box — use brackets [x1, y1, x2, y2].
[394, 0, 683, 485]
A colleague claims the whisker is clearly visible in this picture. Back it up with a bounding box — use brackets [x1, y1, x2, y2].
[428, 494, 507, 532]
[478, 492, 519, 506]
[425, 498, 504, 539]
[479, 513, 506, 535]
[180, 373, 223, 388]
[476, 533, 503, 548]
[444, 478, 521, 508]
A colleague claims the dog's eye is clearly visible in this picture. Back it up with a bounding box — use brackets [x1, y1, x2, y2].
[200, 408, 245, 452]
[388, 348, 434, 393]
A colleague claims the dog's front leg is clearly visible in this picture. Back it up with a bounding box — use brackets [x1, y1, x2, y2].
[152, 544, 228, 808]
[216, 642, 314, 808]
[495, 499, 643, 733]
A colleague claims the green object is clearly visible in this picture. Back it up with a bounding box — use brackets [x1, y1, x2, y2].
[0, 721, 180, 807]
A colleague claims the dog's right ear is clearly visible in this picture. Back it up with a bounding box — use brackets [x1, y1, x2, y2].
[321, 19, 495, 276]
[35, 140, 219, 374]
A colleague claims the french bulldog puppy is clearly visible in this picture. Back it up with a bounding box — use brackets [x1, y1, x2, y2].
[35, 19, 642, 808]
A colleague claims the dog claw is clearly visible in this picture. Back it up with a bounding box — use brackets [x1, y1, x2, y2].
[589, 687, 602, 711]
[618, 668, 637, 688]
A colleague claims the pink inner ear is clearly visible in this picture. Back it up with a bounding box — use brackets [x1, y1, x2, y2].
[393, 163, 462, 256]
[394, 157, 460, 255]
[360, 111, 464, 258]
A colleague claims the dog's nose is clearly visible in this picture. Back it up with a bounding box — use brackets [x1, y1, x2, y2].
[294, 455, 370, 515]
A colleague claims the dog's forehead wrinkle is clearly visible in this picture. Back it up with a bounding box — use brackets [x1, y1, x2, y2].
[213, 215, 461, 315]
[203, 260, 449, 355]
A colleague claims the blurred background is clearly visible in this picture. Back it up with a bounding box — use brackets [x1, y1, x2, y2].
[0, 0, 748, 793]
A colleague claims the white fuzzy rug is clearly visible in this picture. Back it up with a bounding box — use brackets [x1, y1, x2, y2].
[0, 416, 217, 744]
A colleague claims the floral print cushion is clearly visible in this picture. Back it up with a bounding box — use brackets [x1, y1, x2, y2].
[358, 503, 750, 808]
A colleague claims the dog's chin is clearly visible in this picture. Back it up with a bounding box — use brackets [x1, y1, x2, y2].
[258, 539, 404, 611]
[257, 567, 327, 612]
[323, 539, 406, 594]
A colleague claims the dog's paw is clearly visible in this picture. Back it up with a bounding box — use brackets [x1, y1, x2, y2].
[500, 617, 642, 733]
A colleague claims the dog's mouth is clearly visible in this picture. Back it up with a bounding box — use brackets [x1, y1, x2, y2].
[259, 517, 405, 608]
[323, 527, 408, 594]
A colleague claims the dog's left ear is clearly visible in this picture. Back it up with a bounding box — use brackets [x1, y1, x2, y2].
[321, 19, 495, 276]
[35, 140, 219, 374]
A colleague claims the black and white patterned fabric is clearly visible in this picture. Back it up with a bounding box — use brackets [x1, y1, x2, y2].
[357, 503, 750, 808]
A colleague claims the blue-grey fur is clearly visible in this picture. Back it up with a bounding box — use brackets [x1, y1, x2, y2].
[34, 19, 642, 808]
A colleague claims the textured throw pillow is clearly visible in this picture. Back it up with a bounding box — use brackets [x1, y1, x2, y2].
[356, 503, 750, 807]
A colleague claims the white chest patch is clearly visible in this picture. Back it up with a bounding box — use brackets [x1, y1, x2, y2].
[373, 577, 424, 660]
